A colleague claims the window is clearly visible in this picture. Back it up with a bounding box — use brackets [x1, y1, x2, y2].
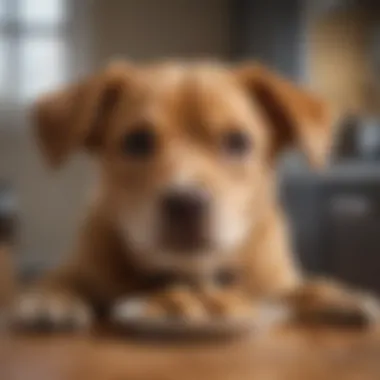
[0, 0, 69, 104]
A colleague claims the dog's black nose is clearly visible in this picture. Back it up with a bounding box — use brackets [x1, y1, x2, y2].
[161, 189, 211, 252]
[161, 189, 209, 225]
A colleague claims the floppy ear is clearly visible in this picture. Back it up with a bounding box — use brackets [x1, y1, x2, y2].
[32, 62, 131, 168]
[236, 63, 340, 168]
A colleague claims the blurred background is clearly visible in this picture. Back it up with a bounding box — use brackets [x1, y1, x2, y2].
[1, 0, 380, 295]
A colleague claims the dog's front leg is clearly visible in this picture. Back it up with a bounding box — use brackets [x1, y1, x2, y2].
[279, 279, 380, 328]
[11, 268, 95, 332]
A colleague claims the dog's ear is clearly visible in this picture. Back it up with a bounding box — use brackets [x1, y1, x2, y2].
[32, 62, 131, 168]
[236, 63, 340, 168]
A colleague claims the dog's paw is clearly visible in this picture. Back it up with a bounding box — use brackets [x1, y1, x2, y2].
[10, 292, 93, 332]
[288, 281, 380, 328]
[305, 295, 380, 328]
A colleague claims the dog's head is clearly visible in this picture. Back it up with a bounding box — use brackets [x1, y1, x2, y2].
[33, 61, 337, 273]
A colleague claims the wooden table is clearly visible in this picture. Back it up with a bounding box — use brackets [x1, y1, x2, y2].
[2, 326, 380, 380]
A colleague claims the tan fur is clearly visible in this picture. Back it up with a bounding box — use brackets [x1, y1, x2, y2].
[15, 61, 378, 331]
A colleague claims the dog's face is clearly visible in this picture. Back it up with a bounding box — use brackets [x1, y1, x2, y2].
[100, 65, 271, 272]
[33, 61, 336, 273]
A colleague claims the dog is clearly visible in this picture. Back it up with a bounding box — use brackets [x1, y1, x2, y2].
[11, 61, 380, 332]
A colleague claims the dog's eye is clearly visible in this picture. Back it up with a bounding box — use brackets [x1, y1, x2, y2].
[222, 130, 251, 156]
[122, 127, 156, 158]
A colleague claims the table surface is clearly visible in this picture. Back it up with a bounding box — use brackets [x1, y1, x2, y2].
[2, 325, 380, 380]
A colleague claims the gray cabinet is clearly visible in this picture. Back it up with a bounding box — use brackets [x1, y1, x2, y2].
[282, 166, 380, 294]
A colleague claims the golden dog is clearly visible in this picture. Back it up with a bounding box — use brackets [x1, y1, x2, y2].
[12, 61, 380, 332]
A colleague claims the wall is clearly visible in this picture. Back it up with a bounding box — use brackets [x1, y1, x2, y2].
[0, 0, 230, 273]
[232, 0, 303, 80]
[92, 0, 230, 66]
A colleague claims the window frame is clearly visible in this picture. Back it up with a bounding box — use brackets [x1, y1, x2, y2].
[0, 0, 93, 121]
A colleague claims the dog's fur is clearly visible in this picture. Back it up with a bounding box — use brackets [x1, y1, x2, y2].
[13, 61, 380, 331]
